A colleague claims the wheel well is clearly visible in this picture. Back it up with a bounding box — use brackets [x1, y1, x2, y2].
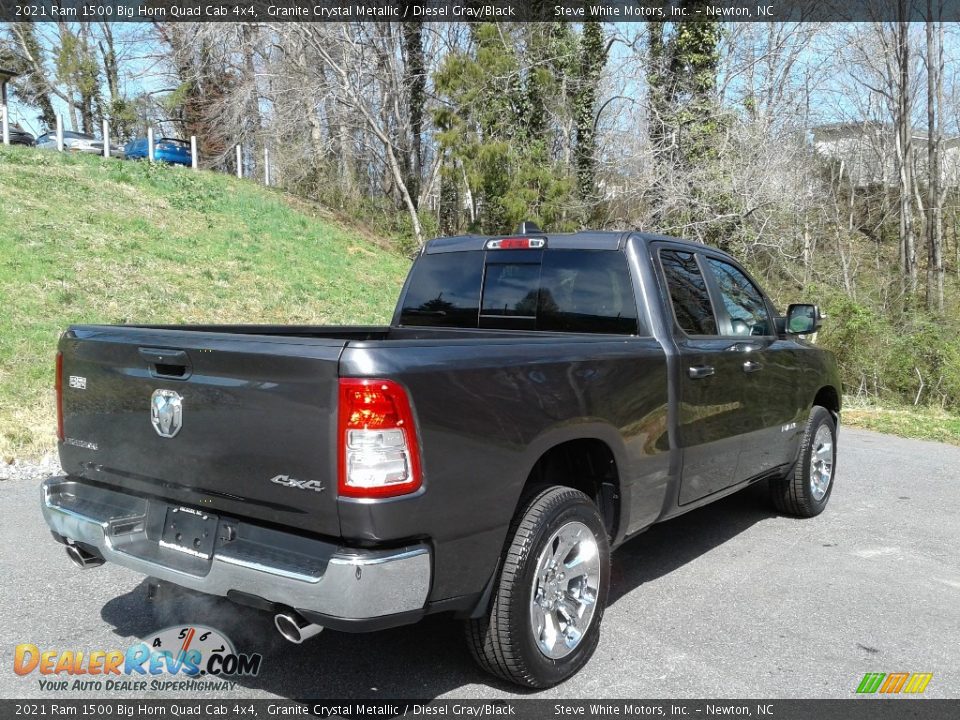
[814, 385, 841, 419]
[522, 439, 620, 539]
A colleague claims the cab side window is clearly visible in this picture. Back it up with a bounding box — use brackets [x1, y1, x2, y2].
[704, 258, 771, 336]
[659, 250, 718, 336]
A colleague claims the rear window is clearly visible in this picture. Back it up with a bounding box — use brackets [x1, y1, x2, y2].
[399, 249, 639, 335]
[398, 251, 484, 328]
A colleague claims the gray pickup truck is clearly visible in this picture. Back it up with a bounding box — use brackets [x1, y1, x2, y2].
[43, 228, 841, 687]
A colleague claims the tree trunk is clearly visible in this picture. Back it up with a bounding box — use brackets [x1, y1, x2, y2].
[241, 24, 262, 179]
[575, 22, 607, 203]
[402, 21, 425, 207]
[925, 5, 944, 313]
[895, 15, 916, 296]
[98, 23, 119, 105]
[76, 24, 98, 134]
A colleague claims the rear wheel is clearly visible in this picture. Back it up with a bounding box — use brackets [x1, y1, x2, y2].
[770, 405, 837, 517]
[466, 486, 610, 688]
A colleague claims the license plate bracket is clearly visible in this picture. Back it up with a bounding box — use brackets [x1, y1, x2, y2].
[159, 507, 218, 560]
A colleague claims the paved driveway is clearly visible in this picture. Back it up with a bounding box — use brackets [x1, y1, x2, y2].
[1, 428, 957, 699]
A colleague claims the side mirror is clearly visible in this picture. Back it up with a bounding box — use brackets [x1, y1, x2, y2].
[786, 304, 822, 335]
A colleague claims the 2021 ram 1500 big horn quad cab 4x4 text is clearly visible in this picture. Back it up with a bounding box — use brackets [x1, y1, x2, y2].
[43, 228, 840, 687]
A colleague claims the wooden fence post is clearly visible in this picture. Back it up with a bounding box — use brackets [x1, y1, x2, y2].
[56, 114, 63, 152]
[236, 144, 242, 179]
[102, 118, 110, 158]
[264, 147, 270, 186]
[190, 136, 198, 170]
[147, 127, 155, 162]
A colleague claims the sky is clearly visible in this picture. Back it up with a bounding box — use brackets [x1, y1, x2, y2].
[3, 20, 960, 139]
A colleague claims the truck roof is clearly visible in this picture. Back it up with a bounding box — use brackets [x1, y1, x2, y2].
[423, 230, 710, 254]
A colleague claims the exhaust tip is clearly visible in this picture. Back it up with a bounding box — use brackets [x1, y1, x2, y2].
[274, 611, 323, 644]
[274, 614, 304, 644]
[66, 544, 104, 569]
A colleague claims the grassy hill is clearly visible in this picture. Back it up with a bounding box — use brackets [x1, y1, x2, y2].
[0, 146, 411, 460]
[2, 146, 957, 462]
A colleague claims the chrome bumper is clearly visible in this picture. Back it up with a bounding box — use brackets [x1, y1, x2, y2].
[41, 477, 431, 620]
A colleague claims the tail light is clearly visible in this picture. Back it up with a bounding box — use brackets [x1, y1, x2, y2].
[55, 351, 64, 442]
[337, 378, 422, 498]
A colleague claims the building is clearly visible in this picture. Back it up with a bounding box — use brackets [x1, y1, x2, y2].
[812, 121, 960, 188]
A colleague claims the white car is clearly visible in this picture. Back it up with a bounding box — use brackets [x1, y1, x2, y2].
[35, 130, 124, 158]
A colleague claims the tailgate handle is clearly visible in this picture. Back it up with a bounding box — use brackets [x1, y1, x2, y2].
[140, 347, 192, 380]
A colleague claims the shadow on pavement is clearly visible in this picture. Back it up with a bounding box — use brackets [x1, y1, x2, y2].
[609, 482, 777, 605]
[99, 483, 777, 699]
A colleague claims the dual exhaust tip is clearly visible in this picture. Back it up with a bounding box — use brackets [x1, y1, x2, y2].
[65, 545, 322, 644]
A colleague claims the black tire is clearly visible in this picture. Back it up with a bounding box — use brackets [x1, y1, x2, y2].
[769, 405, 837, 517]
[465, 486, 610, 688]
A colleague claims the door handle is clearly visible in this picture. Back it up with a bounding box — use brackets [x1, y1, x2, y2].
[742, 360, 762, 373]
[688, 365, 715, 379]
[139, 347, 189, 366]
[140, 347, 191, 379]
[727, 342, 762, 353]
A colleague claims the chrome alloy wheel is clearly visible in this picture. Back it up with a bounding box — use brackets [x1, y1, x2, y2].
[809, 424, 834, 501]
[529, 520, 601, 659]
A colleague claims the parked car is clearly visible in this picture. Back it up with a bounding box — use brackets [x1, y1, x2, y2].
[42, 226, 841, 688]
[35, 130, 124, 157]
[124, 136, 192, 166]
[7, 124, 35, 146]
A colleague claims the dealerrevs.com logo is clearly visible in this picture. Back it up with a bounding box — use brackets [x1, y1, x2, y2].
[14, 625, 263, 692]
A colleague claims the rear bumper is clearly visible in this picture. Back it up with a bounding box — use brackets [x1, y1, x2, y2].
[41, 477, 431, 623]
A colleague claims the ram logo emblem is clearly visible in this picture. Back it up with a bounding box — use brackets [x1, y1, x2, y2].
[150, 389, 183, 438]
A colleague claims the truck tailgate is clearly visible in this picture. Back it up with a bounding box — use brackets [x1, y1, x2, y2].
[58, 326, 343, 537]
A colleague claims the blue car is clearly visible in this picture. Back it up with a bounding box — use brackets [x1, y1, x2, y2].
[124, 137, 192, 166]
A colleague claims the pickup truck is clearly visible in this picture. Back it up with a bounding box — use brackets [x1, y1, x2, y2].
[42, 228, 841, 688]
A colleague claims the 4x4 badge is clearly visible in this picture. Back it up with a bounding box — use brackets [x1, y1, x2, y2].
[270, 475, 325, 493]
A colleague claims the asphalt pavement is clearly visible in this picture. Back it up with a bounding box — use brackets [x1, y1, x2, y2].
[1, 427, 957, 700]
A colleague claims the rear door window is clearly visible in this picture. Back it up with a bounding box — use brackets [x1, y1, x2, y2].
[659, 249, 718, 336]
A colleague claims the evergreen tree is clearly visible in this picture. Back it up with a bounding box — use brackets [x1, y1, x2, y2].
[434, 22, 577, 234]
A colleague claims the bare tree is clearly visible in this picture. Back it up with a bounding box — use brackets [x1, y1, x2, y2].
[895, 9, 918, 294]
[925, 0, 945, 312]
[280, 23, 425, 245]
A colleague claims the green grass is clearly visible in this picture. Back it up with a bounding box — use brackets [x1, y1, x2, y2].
[843, 401, 960, 446]
[0, 146, 411, 460]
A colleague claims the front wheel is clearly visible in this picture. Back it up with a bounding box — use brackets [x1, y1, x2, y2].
[770, 405, 837, 517]
[466, 486, 610, 688]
